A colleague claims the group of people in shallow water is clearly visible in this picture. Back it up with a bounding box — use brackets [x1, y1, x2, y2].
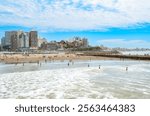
[21, 59, 129, 71]
[67, 61, 128, 71]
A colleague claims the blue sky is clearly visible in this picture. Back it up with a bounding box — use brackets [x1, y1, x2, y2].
[0, 0, 150, 48]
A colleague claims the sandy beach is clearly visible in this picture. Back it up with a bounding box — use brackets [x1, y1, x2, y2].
[0, 53, 118, 64]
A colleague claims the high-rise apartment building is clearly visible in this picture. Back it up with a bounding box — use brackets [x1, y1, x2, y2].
[3, 31, 17, 50]
[1, 37, 5, 50]
[9, 31, 30, 51]
[5, 31, 12, 46]
[10, 31, 18, 51]
[19, 32, 29, 48]
[1, 30, 38, 51]
[29, 31, 38, 48]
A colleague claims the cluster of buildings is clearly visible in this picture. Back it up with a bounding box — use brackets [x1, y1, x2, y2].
[0, 30, 89, 52]
[40, 37, 88, 51]
[1, 30, 40, 51]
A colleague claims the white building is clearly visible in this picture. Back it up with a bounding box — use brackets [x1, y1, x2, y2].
[82, 38, 88, 48]
[1, 37, 5, 50]
[18, 32, 29, 51]
[38, 38, 47, 48]
[20, 33, 29, 48]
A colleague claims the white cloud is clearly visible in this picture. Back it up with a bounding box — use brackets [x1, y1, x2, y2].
[0, 0, 150, 31]
[98, 39, 150, 48]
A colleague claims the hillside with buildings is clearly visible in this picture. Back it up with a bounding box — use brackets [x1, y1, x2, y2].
[0, 30, 89, 52]
[1, 30, 149, 56]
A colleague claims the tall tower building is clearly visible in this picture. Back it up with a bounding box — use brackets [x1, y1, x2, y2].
[24, 32, 29, 48]
[10, 31, 23, 51]
[1, 37, 5, 50]
[4, 31, 17, 50]
[10, 31, 18, 51]
[5, 31, 12, 46]
[29, 31, 38, 48]
[18, 32, 29, 50]
[17, 30, 23, 48]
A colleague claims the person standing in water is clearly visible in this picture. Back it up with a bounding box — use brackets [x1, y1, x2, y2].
[45, 59, 47, 63]
[99, 65, 101, 69]
[68, 62, 70, 66]
[37, 60, 39, 65]
[126, 67, 128, 71]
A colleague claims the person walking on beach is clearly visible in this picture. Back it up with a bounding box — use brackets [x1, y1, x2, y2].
[88, 64, 90, 67]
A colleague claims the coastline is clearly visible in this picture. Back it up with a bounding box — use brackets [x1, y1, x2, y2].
[1, 52, 150, 64]
[0, 53, 119, 64]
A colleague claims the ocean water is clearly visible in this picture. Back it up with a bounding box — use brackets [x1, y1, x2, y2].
[0, 60, 150, 99]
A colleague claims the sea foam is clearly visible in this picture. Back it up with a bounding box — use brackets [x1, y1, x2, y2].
[0, 60, 150, 99]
